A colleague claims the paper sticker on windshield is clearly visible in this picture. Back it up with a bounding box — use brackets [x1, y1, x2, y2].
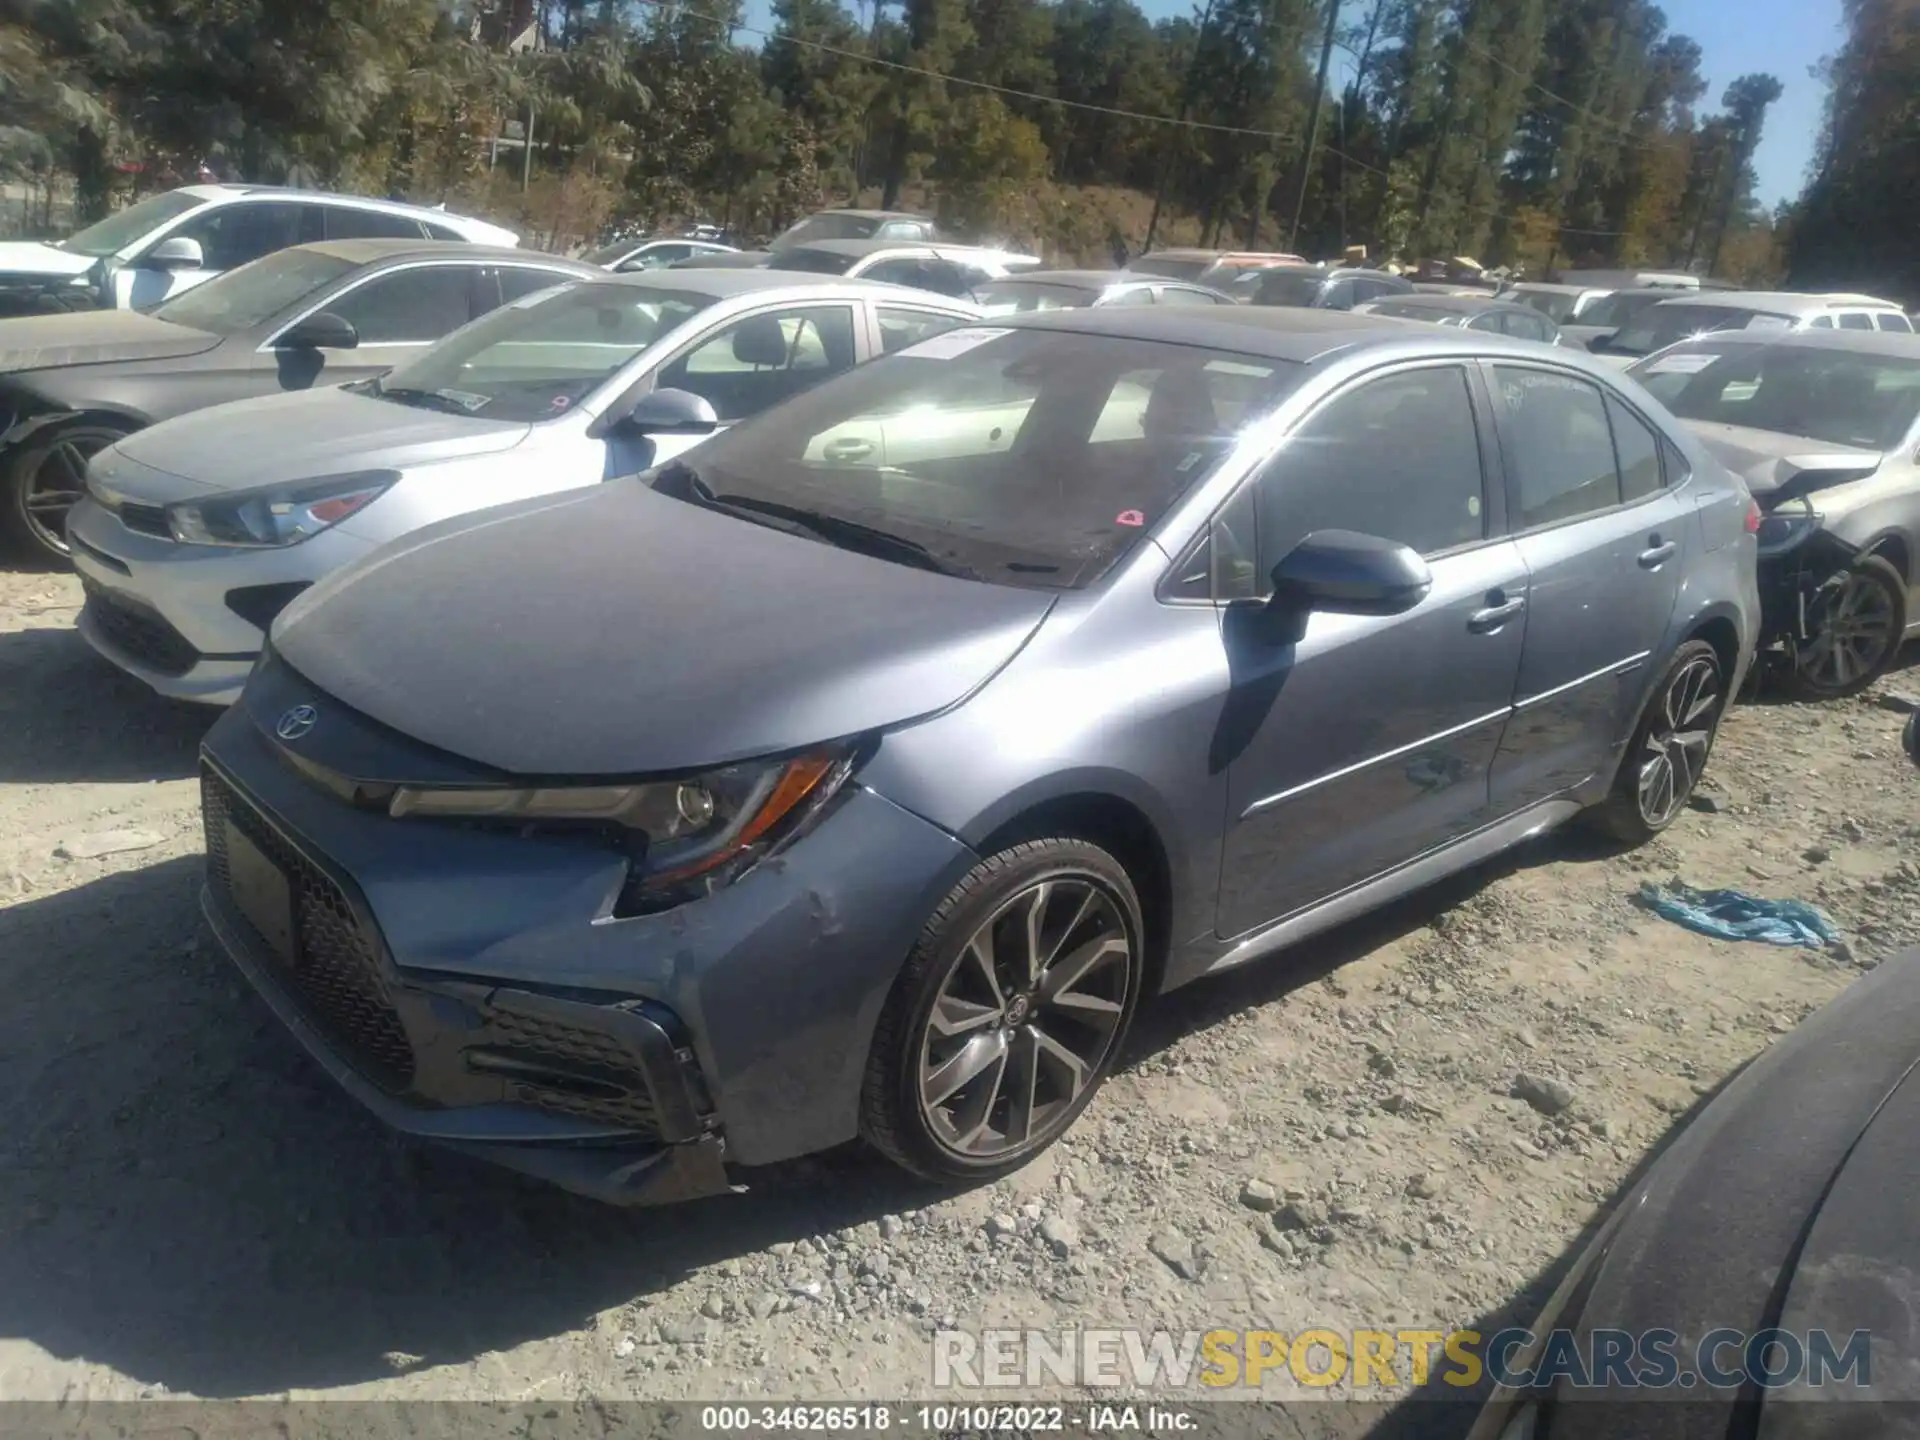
[437, 388, 491, 411]
[1743, 315, 1793, 331]
[1643, 352, 1718, 376]
[894, 327, 1015, 361]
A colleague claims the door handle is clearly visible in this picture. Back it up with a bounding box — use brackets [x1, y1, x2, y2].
[1638, 537, 1677, 568]
[823, 437, 874, 461]
[1468, 595, 1527, 633]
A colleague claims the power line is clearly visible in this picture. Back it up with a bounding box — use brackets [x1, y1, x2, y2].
[619, 0, 1629, 237]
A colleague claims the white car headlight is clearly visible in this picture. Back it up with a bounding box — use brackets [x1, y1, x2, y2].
[166, 471, 398, 548]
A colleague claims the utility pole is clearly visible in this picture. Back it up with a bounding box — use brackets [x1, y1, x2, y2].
[1145, 0, 1218, 252]
[522, 98, 536, 192]
[1286, 0, 1342, 252]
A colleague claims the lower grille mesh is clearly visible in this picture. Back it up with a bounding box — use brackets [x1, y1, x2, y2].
[203, 768, 416, 1092]
[81, 578, 198, 676]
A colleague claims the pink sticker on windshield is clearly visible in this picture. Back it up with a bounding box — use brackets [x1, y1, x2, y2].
[1115, 509, 1145, 527]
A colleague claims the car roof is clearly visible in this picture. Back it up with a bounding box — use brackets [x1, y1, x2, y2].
[296, 239, 581, 268]
[985, 269, 1120, 290]
[1372, 293, 1535, 316]
[814, 208, 931, 220]
[1654, 326, 1920, 360]
[588, 268, 979, 305]
[982, 303, 1588, 366]
[1655, 290, 1903, 315]
[162, 185, 514, 241]
[1507, 282, 1587, 295]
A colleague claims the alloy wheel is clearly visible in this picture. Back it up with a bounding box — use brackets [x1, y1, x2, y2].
[917, 876, 1133, 1160]
[16, 428, 119, 557]
[1797, 570, 1898, 693]
[1636, 653, 1721, 827]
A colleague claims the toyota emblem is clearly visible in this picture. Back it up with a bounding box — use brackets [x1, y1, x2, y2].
[275, 705, 318, 741]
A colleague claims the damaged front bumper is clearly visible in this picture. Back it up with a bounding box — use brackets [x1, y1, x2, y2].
[196, 675, 980, 1203]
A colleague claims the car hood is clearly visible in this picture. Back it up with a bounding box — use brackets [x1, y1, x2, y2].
[1681, 420, 1883, 503]
[0, 308, 219, 377]
[0, 241, 94, 284]
[1539, 948, 1920, 1440]
[269, 480, 1056, 777]
[106, 387, 533, 498]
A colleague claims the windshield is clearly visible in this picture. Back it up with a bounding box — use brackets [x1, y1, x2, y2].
[656, 327, 1303, 590]
[1513, 288, 1580, 323]
[1631, 343, 1920, 451]
[1609, 301, 1787, 356]
[1578, 289, 1677, 330]
[769, 248, 858, 276]
[150, 249, 357, 335]
[1126, 257, 1212, 282]
[1250, 270, 1327, 307]
[973, 280, 1096, 314]
[770, 215, 883, 253]
[59, 191, 204, 257]
[374, 281, 713, 423]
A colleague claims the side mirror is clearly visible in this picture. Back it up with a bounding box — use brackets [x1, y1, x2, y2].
[147, 236, 205, 272]
[278, 312, 360, 351]
[1269, 529, 1433, 617]
[607, 387, 719, 437]
[1586, 331, 1614, 353]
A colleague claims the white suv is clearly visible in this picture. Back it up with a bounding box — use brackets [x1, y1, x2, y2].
[0, 185, 516, 314]
[1599, 290, 1915, 364]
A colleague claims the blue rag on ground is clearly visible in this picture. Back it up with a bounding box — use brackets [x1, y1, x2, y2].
[1636, 882, 1842, 949]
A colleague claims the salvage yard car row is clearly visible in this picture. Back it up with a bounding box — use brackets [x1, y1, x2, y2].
[1, 186, 1917, 1224]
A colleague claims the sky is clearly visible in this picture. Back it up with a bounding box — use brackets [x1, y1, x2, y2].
[734, 0, 1841, 207]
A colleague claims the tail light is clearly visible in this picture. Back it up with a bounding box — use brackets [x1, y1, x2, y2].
[1744, 500, 1763, 533]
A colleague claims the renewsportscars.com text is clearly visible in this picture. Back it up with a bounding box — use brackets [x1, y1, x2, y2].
[932, 1327, 1873, 1392]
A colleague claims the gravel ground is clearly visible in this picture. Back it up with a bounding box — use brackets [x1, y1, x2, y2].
[3, 564, 1917, 1413]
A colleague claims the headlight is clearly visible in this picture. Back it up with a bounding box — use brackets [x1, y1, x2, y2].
[389, 747, 856, 912]
[1754, 504, 1822, 557]
[166, 471, 398, 547]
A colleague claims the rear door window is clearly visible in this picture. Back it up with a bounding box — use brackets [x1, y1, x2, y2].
[1838, 312, 1875, 331]
[325, 207, 429, 240]
[876, 306, 966, 354]
[1492, 366, 1624, 527]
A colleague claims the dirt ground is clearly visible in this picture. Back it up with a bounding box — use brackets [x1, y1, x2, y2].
[3, 562, 1917, 1414]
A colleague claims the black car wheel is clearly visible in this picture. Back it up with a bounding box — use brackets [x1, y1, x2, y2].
[1590, 639, 1726, 844]
[860, 838, 1144, 1183]
[3, 420, 132, 562]
[1793, 554, 1908, 700]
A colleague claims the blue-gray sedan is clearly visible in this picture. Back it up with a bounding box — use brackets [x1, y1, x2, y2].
[198, 307, 1762, 1204]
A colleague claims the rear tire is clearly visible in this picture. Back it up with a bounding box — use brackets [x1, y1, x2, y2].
[2, 419, 133, 563]
[859, 838, 1144, 1185]
[1589, 639, 1726, 844]
[1791, 554, 1907, 700]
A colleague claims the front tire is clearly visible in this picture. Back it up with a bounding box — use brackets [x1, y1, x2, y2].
[3, 419, 133, 562]
[1589, 639, 1726, 844]
[860, 839, 1144, 1184]
[1792, 554, 1908, 700]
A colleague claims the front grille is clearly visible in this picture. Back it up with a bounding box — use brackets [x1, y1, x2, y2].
[118, 501, 171, 538]
[480, 1009, 662, 1132]
[80, 577, 198, 676]
[203, 767, 416, 1092]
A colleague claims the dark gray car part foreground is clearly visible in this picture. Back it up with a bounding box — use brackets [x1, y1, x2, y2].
[1465, 934, 1920, 1440]
[199, 308, 1760, 1205]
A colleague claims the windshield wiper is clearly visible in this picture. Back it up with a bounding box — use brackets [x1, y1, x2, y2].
[370, 383, 478, 416]
[714, 492, 983, 580]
